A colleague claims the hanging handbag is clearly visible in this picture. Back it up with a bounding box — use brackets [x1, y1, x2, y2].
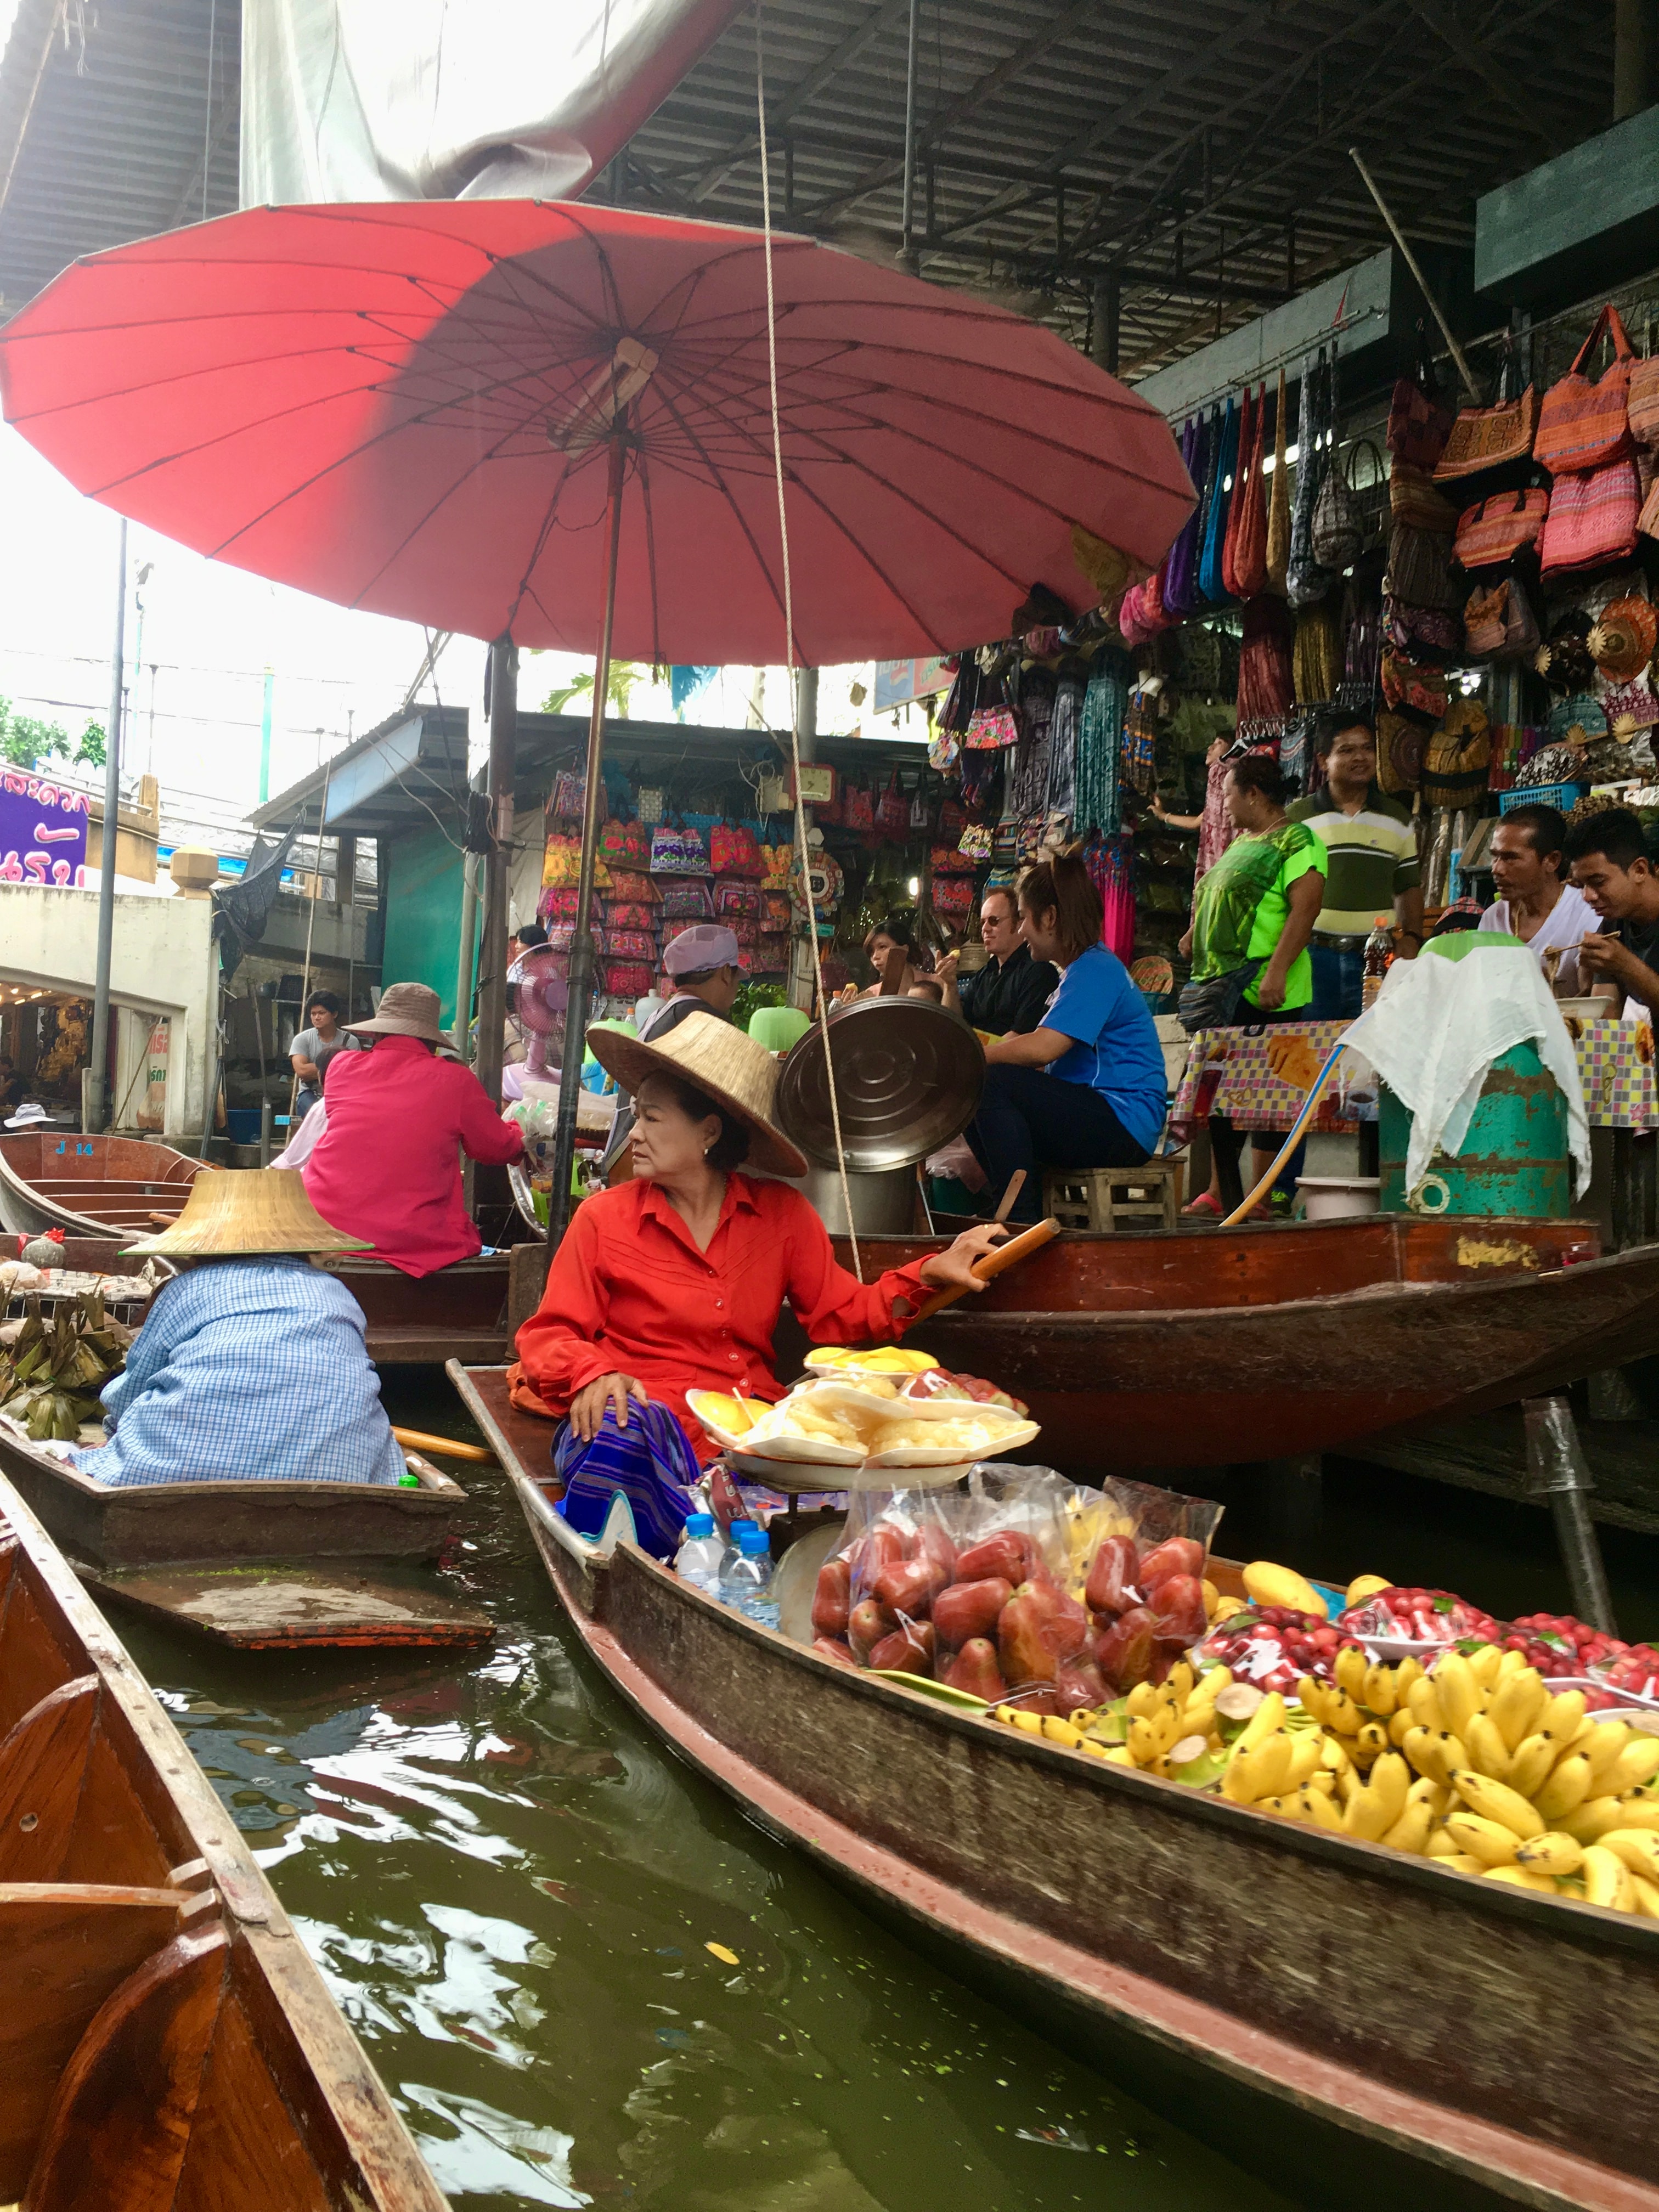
[541, 833, 581, 888]
[603, 962, 654, 1000]
[875, 772, 910, 838]
[549, 766, 586, 821]
[1375, 710, 1426, 795]
[1380, 651, 1449, 721]
[658, 879, 715, 922]
[708, 820, 743, 873]
[606, 868, 658, 906]
[1220, 382, 1254, 600]
[1453, 486, 1549, 569]
[840, 778, 876, 832]
[1539, 456, 1641, 575]
[1535, 303, 1637, 475]
[1163, 414, 1209, 619]
[634, 785, 665, 826]
[1628, 350, 1659, 453]
[1502, 573, 1541, 658]
[1463, 582, 1511, 659]
[1265, 368, 1291, 595]
[1434, 387, 1539, 480]
[1230, 382, 1269, 600]
[1286, 352, 1335, 607]
[1311, 441, 1366, 572]
[957, 822, 994, 864]
[908, 783, 935, 833]
[964, 705, 1019, 749]
[1386, 326, 1454, 473]
[603, 901, 657, 933]
[1421, 701, 1492, 810]
[1198, 395, 1239, 604]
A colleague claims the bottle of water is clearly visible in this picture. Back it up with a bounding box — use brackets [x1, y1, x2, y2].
[719, 1524, 778, 1629]
[674, 1512, 727, 1594]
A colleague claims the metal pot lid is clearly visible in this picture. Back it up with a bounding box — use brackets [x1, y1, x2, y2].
[775, 997, 985, 1170]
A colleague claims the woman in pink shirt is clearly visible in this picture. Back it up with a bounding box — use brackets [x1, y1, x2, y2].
[302, 982, 524, 1277]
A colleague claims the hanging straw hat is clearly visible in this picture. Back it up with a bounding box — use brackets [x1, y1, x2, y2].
[343, 981, 447, 1042]
[121, 1169, 373, 1259]
[586, 1011, 809, 1179]
[1588, 596, 1658, 684]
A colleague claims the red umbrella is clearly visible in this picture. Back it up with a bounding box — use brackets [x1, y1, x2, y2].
[0, 201, 1192, 1237]
[0, 201, 1191, 665]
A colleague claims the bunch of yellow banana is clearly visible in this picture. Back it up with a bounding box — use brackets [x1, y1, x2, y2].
[1085, 1661, 1234, 1774]
[1298, 1646, 1426, 1771]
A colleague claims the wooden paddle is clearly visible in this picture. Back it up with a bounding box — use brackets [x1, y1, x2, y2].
[906, 1216, 1060, 1324]
[391, 1425, 495, 1465]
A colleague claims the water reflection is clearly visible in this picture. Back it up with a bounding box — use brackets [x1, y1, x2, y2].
[126, 1407, 1299, 2212]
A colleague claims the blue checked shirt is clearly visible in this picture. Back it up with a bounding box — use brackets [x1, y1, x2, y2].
[71, 1256, 405, 1489]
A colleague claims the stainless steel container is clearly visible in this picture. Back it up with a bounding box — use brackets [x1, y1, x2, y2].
[800, 1163, 918, 1235]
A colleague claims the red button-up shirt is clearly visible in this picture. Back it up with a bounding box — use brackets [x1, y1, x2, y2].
[515, 1174, 929, 1457]
[302, 1034, 524, 1277]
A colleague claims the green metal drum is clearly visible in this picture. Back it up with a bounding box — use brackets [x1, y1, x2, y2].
[1376, 934, 1571, 1218]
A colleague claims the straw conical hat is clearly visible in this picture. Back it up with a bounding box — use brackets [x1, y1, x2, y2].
[121, 1169, 374, 1259]
[586, 1012, 808, 1179]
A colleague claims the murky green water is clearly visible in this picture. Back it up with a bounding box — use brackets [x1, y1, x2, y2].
[109, 1375, 1301, 2212]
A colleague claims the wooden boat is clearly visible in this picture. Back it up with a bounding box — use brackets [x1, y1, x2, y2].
[0, 1465, 450, 2208]
[0, 1129, 211, 1238]
[452, 1357, 1659, 2212]
[0, 1423, 491, 1651]
[825, 1215, 1659, 1472]
[323, 1251, 513, 1365]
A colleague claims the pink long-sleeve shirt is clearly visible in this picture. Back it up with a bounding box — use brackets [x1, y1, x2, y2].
[302, 1034, 524, 1277]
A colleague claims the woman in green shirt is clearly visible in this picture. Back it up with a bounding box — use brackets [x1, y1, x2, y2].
[1178, 752, 1328, 1218]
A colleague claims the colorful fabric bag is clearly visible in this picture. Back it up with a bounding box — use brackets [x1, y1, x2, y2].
[930, 874, 975, 917]
[1539, 457, 1641, 575]
[542, 834, 581, 888]
[649, 821, 712, 876]
[1629, 353, 1659, 452]
[715, 882, 761, 918]
[1421, 701, 1492, 810]
[1198, 395, 1239, 604]
[1434, 386, 1539, 479]
[659, 880, 715, 922]
[604, 901, 657, 933]
[1286, 352, 1335, 607]
[542, 888, 581, 921]
[602, 962, 654, 999]
[1386, 335, 1454, 473]
[1380, 651, 1448, 720]
[1375, 710, 1425, 795]
[600, 816, 649, 868]
[958, 822, 994, 864]
[1453, 487, 1549, 569]
[606, 869, 658, 906]
[876, 773, 911, 838]
[841, 779, 876, 832]
[1265, 369, 1291, 595]
[1535, 304, 1636, 474]
[549, 766, 587, 821]
[964, 705, 1019, 750]
[930, 841, 977, 876]
[606, 928, 657, 962]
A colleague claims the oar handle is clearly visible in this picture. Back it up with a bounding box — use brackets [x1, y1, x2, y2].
[906, 1216, 1059, 1325]
[391, 1425, 495, 1465]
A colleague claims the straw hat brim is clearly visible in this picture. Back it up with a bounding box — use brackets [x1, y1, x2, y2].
[343, 1014, 447, 1042]
[120, 1169, 374, 1259]
[588, 1018, 809, 1180]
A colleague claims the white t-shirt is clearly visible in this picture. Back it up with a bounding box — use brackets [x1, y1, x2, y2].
[1479, 884, 1600, 997]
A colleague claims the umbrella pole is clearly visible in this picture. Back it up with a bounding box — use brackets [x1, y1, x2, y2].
[548, 432, 628, 1248]
[475, 637, 518, 1105]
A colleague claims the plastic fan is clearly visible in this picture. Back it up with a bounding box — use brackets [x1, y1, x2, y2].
[515, 946, 569, 1080]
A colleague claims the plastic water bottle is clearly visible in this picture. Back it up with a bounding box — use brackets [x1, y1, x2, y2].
[719, 1524, 778, 1629]
[674, 1512, 727, 1594]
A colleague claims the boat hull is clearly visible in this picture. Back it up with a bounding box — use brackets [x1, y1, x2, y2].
[0, 1129, 211, 1237]
[323, 1251, 512, 1365]
[830, 1218, 1659, 1471]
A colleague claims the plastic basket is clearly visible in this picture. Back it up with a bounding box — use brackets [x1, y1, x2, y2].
[1499, 782, 1584, 814]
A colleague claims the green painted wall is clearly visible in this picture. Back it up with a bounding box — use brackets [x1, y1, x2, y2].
[382, 821, 469, 1027]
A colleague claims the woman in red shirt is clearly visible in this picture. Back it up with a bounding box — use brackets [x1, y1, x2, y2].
[515, 1013, 1002, 1553]
[302, 982, 525, 1277]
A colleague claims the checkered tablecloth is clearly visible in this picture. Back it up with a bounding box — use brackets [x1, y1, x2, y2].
[1170, 1015, 1659, 1136]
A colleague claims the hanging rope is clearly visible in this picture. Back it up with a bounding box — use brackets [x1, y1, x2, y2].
[755, 5, 863, 1280]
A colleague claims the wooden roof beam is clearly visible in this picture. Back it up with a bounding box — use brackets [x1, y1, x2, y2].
[1401, 0, 1573, 153]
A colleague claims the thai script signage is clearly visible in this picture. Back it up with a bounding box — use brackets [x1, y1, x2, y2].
[0, 770, 91, 888]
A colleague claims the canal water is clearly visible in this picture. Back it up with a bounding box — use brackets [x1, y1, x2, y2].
[111, 1370, 1301, 2212]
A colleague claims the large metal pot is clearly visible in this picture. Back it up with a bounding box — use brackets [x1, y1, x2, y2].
[775, 996, 984, 1171]
[799, 1163, 918, 1235]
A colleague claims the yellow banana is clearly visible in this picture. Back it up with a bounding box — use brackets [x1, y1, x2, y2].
[1433, 1653, 1483, 1740]
[1353, 1720, 1390, 1766]
[1379, 1799, 1434, 1854]
[1407, 1775, 1451, 1816]
[1363, 1660, 1398, 1717]
[1077, 1738, 1111, 1760]
[1464, 1712, 1514, 1784]
[1534, 1753, 1594, 1823]
[1505, 1731, 1560, 1803]
[1285, 1732, 1324, 1789]
[1388, 1709, 1415, 1747]
[1606, 1798, 1659, 1830]
[1222, 1731, 1295, 1804]
[1297, 1784, 1345, 1832]
[1100, 1745, 1138, 1766]
[1584, 1722, 1633, 1795]
[1496, 1647, 1530, 1683]
[1307, 1768, 1338, 1798]
[1296, 1675, 1332, 1727]
[1403, 1728, 1468, 1788]
[1514, 1831, 1584, 1876]
[1324, 1688, 1364, 1737]
[1406, 1676, 1443, 1731]
[1542, 1688, 1588, 1740]
[1127, 1716, 1163, 1764]
[1444, 1810, 1520, 1866]
[1242, 1561, 1327, 1617]
[1334, 1645, 1369, 1705]
[1042, 1716, 1085, 1747]
[1345, 1572, 1392, 1607]
[1166, 1661, 1195, 1702]
[1236, 1692, 1288, 1755]
[1181, 1701, 1218, 1745]
[1488, 1669, 1549, 1752]
[1126, 1682, 1160, 1720]
[1484, 1864, 1558, 1893]
[1344, 1752, 1410, 1842]
[1611, 1737, 1659, 1794]
[1004, 1708, 1043, 1734]
[1596, 1829, 1659, 1882]
[1395, 1657, 1425, 1700]
[1433, 1852, 1487, 1876]
[1466, 1644, 1503, 1690]
[1629, 1873, 1659, 1920]
[1582, 1844, 1634, 1912]
[1559, 1797, 1627, 1844]
[1448, 1768, 1545, 1839]
[1425, 1826, 1462, 1858]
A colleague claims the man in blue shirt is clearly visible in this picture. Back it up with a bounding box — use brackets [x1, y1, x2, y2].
[967, 851, 1165, 1222]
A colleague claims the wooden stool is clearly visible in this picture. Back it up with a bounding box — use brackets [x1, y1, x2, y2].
[1043, 1159, 1184, 1232]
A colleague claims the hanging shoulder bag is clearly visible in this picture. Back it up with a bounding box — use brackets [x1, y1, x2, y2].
[1535, 303, 1636, 475]
[1434, 386, 1539, 480]
[1453, 486, 1550, 569]
[1539, 455, 1641, 575]
[1265, 368, 1292, 595]
[1386, 325, 1454, 473]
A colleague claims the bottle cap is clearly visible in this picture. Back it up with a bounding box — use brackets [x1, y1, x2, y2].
[684, 1513, 715, 1538]
[727, 1517, 757, 1541]
[737, 1526, 770, 1554]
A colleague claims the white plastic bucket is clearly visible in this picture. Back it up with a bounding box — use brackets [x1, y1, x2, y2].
[1297, 1175, 1381, 1222]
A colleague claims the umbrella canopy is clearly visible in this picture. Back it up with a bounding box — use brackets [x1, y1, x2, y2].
[0, 202, 1192, 663]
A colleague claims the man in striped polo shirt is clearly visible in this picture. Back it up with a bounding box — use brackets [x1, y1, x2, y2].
[1287, 710, 1423, 1020]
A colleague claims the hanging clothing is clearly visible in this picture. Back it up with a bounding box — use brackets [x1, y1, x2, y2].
[1195, 746, 1239, 887]
[1265, 368, 1291, 595]
[1086, 833, 1137, 963]
[1238, 594, 1296, 723]
[1076, 651, 1129, 837]
[1045, 670, 1082, 827]
[1164, 415, 1209, 619]
[1293, 602, 1343, 705]
[1198, 396, 1240, 605]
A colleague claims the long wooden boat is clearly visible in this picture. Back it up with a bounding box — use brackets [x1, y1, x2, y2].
[322, 1251, 513, 1365]
[0, 1129, 211, 1238]
[452, 1357, 1659, 2212]
[0, 1464, 450, 2207]
[826, 1215, 1659, 1472]
[0, 1424, 491, 1650]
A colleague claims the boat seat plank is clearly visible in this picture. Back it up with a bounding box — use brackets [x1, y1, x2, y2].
[24, 1927, 227, 2212]
[170, 1991, 331, 2212]
[0, 1886, 185, 2199]
[0, 1677, 97, 1882]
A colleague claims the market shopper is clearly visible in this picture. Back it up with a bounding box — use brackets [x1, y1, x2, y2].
[1287, 711, 1422, 1019]
[71, 1171, 404, 1489]
[934, 886, 1058, 1034]
[301, 981, 524, 1276]
[1567, 809, 1659, 1018]
[859, 914, 931, 997]
[964, 848, 1166, 1223]
[289, 989, 365, 1122]
[598, 924, 746, 1173]
[1180, 754, 1328, 1218]
[514, 1014, 1003, 1554]
[1480, 805, 1599, 995]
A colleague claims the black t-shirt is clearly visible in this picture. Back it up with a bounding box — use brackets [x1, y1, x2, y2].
[957, 943, 1060, 1035]
[1618, 915, 1659, 973]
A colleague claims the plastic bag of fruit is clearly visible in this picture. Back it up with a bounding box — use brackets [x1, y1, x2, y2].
[1503, 1613, 1659, 1710]
[1075, 1477, 1226, 1696]
[1188, 1606, 1346, 1694]
[1336, 1584, 1501, 1660]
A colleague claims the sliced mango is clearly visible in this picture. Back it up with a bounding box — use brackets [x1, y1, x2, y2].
[687, 1390, 755, 1435]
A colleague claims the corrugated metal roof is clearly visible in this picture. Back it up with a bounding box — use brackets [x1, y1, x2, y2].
[0, 0, 1621, 387]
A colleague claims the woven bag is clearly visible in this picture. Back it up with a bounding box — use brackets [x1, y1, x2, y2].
[1386, 335, 1454, 473]
[1265, 369, 1291, 595]
[1421, 701, 1492, 810]
[1629, 354, 1659, 451]
[1539, 457, 1640, 575]
[1388, 520, 1460, 611]
[876, 772, 910, 838]
[1311, 443, 1367, 572]
[1453, 487, 1549, 569]
[1375, 711, 1425, 795]
[1434, 386, 1539, 480]
[1463, 582, 1511, 658]
[1535, 304, 1635, 475]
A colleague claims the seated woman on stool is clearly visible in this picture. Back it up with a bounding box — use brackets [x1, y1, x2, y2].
[966, 847, 1167, 1223]
[514, 1014, 1004, 1556]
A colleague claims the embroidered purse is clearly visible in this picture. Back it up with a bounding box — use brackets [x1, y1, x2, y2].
[1453, 487, 1549, 569]
[1535, 303, 1636, 474]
